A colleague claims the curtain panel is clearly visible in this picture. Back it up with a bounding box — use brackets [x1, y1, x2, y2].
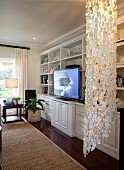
[15, 48, 28, 101]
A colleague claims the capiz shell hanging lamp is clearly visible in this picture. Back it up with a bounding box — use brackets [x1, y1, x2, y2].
[83, 0, 117, 157]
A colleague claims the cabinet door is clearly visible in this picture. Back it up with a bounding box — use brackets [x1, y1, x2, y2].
[102, 112, 120, 153]
[60, 103, 68, 130]
[37, 94, 46, 114]
[54, 102, 60, 126]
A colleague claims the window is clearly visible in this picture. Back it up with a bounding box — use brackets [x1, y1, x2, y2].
[0, 58, 15, 101]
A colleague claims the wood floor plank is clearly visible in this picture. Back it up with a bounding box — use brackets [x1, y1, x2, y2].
[22, 116, 119, 170]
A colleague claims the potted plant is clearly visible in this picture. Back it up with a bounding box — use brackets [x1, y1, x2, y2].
[24, 98, 46, 122]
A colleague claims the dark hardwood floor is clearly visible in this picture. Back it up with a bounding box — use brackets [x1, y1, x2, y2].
[21, 115, 119, 170]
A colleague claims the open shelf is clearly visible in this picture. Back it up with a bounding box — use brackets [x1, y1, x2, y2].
[40, 83, 49, 86]
[116, 63, 124, 68]
[40, 73, 48, 75]
[40, 38, 85, 97]
[117, 87, 124, 90]
[116, 21, 124, 98]
[117, 41, 124, 47]
[61, 54, 82, 61]
[49, 60, 60, 64]
[40, 63, 48, 66]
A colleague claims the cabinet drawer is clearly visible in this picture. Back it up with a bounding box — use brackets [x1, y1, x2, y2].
[76, 124, 84, 135]
[76, 114, 85, 125]
[76, 105, 86, 115]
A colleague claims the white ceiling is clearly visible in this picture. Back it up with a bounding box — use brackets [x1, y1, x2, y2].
[0, 0, 123, 48]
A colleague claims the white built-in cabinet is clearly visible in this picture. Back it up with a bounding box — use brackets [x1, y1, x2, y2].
[37, 93, 120, 159]
[51, 98, 76, 137]
[74, 103, 120, 159]
[37, 94, 52, 122]
[97, 112, 120, 160]
[75, 103, 86, 140]
[38, 15, 124, 160]
[53, 102, 68, 129]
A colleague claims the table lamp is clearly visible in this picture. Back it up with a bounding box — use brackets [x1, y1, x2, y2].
[5, 78, 18, 88]
[5, 78, 18, 104]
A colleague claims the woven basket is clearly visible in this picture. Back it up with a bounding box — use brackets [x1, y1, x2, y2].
[28, 110, 41, 122]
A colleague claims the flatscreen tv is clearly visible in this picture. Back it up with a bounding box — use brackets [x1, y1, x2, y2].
[53, 68, 80, 100]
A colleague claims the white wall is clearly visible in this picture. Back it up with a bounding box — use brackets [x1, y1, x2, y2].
[0, 46, 15, 58]
[27, 48, 41, 93]
[0, 46, 41, 94]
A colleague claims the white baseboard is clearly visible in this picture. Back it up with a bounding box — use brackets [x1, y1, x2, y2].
[96, 145, 119, 160]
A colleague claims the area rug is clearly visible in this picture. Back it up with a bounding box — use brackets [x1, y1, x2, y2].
[0, 122, 86, 170]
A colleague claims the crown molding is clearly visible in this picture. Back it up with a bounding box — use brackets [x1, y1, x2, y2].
[117, 15, 124, 24]
[44, 24, 86, 50]
[44, 3, 124, 50]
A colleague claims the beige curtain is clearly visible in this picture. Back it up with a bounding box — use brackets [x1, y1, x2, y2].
[15, 48, 28, 101]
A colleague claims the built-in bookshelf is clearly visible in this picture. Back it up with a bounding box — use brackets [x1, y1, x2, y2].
[116, 20, 124, 98]
[39, 16, 124, 101]
[40, 38, 86, 99]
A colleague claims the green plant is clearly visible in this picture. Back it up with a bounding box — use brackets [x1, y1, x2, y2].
[13, 96, 21, 101]
[24, 98, 46, 113]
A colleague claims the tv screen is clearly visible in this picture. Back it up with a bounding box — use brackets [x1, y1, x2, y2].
[53, 68, 79, 100]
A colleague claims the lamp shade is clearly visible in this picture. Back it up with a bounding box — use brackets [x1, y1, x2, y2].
[5, 78, 18, 88]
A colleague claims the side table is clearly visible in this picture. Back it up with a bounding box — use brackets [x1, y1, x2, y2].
[2, 104, 23, 123]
